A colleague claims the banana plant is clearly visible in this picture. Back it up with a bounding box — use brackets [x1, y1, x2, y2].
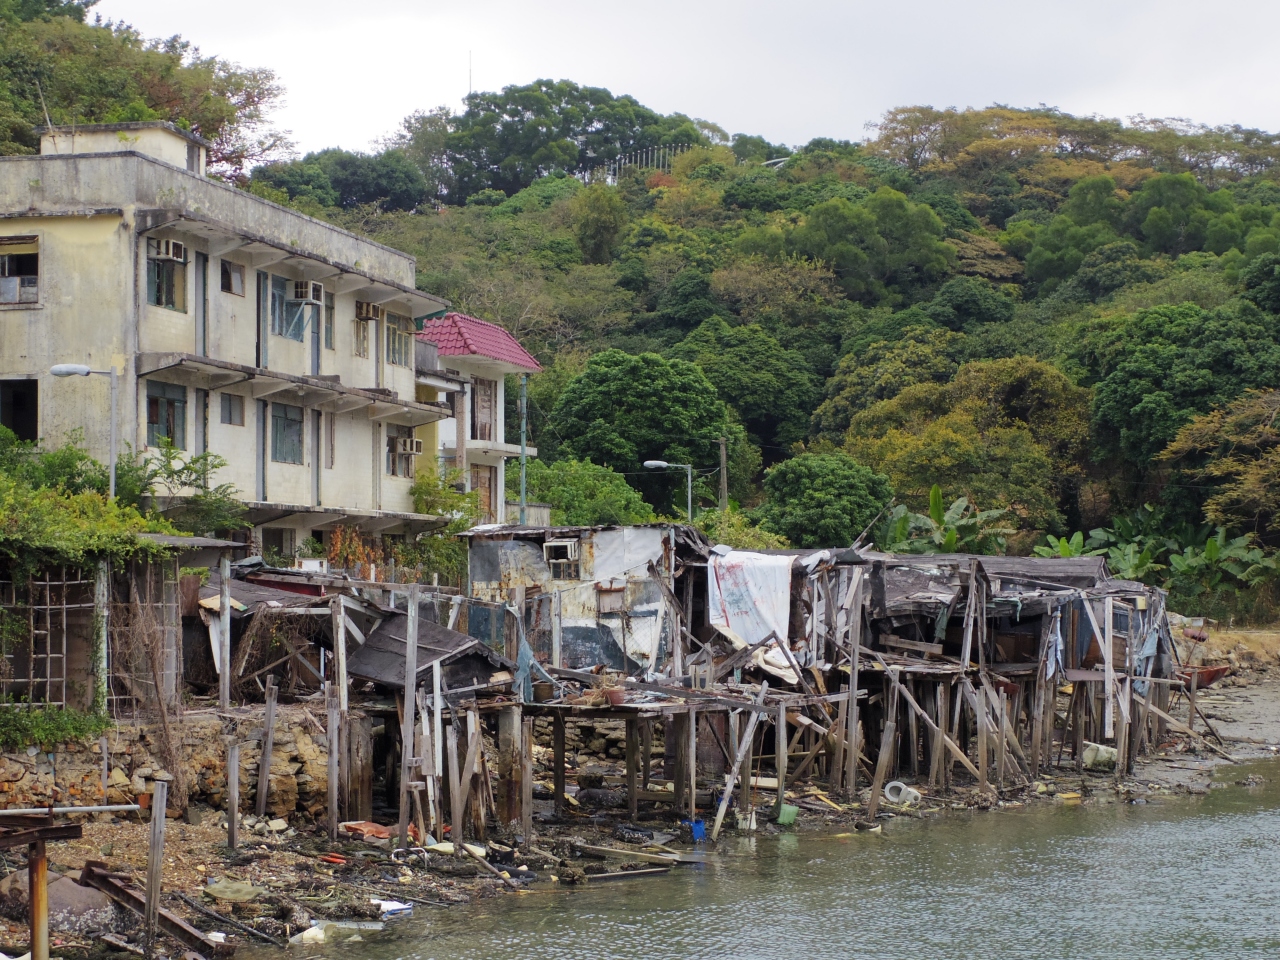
[1033, 531, 1107, 558]
[882, 485, 1014, 555]
[1168, 527, 1279, 595]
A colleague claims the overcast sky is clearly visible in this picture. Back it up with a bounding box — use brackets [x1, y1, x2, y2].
[100, 0, 1280, 157]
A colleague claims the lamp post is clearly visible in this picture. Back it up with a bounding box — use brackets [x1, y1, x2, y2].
[50, 364, 118, 499]
[643, 460, 692, 522]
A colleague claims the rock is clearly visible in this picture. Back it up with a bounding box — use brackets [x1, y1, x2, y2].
[184, 805, 204, 826]
[108, 768, 130, 788]
[253, 821, 268, 835]
[152, 770, 174, 783]
[268, 819, 288, 832]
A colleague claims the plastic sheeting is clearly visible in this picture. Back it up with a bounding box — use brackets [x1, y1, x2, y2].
[708, 551, 794, 647]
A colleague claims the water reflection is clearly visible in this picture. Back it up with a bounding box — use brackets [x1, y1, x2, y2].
[278, 759, 1280, 960]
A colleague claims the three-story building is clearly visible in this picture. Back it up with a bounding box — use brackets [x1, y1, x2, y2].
[0, 121, 466, 553]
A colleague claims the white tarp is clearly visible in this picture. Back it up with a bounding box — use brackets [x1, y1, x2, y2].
[708, 551, 794, 647]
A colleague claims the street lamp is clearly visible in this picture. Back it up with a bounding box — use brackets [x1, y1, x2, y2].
[644, 459, 693, 522]
[50, 363, 118, 499]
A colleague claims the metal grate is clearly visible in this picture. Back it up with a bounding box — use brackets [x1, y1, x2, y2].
[0, 567, 94, 708]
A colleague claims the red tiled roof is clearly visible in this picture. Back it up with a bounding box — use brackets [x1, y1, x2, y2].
[418, 312, 542, 372]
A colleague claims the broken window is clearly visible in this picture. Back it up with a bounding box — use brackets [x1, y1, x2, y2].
[146, 380, 187, 449]
[324, 292, 335, 350]
[0, 237, 38, 304]
[544, 538, 580, 580]
[386, 314, 411, 366]
[146, 238, 186, 311]
[353, 317, 370, 358]
[271, 402, 304, 463]
[220, 260, 245, 296]
[386, 423, 417, 477]
[471, 378, 496, 441]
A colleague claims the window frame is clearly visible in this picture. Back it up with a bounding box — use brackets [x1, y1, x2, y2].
[386, 314, 412, 367]
[220, 392, 245, 426]
[146, 258, 187, 312]
[354, 317, 370, 358]
[220, 260, 245, 297]
[146, 380, 187, 449]
[0, 236, 39, 306]
[270, 402, 305, 464]
[324, 292, 335, 350]
[385, 423, 415, 477]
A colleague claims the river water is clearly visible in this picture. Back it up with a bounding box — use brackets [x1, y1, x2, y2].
[284, 759, 1280, 960]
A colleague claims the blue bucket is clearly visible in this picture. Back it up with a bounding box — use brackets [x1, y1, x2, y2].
[682, 818, 706, 842]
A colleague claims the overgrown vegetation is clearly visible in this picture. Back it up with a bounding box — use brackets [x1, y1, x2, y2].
[0, 704, 109, 751]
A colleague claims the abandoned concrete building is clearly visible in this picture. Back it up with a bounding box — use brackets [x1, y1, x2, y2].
[0, 120, 552, 552]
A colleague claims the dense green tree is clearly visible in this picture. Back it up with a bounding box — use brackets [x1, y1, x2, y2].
[669, 317, 820, 451]
[0, 16, 286, 177]
[571, 184, 628, 264]
[783, 188, 955, 303]
[1087, 302, 1280, 466]
[811, 326, 965, 441]
[250, 159, 337, 207]
[1001, 216, 1116, 290]
[923, 276, 1015, 330]
[311, 148, 427, 210]
[1243, 252, 1280, 313]
[1125, 173, 1211, 255]
[514, 458, 655, 526]
[548, 349, 753, 510]
[758, 453, 892, 548]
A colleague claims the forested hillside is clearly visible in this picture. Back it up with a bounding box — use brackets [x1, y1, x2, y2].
[6, 7, 1280, 617]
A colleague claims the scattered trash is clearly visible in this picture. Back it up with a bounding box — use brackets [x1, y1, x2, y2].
[1082, 742, 1118, 771]
[202, 878, 265, 902]
[884, 781, 923, 805]
[368, 898, 413, 918]
[288, 921, 384, 945]
[775, 804, 799, 826]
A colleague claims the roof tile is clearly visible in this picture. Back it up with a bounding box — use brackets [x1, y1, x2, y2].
[418, 312, 542, 372]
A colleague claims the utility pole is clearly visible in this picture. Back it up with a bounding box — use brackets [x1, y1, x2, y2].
[718, 436, 728, 511]
[519, 374, 528, 525]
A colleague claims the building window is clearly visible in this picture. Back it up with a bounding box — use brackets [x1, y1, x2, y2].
[220, 260, 245, 296]
[271, 402, 304, 463]
[325, 412, 336, 469]
[471, 378, 496, 441]
[146, 380, 187, 449]
[386, 314, 412, 366]
[269, 275, 307, 341]
[220, 393, 245, 426]
[544, 539, 580, 580]
[354, 318, 369, 358]
[0, 237, 38, 304]
[386, 423, 416, 477]
[146, 239, 186, 311]
[324, 292, 335, 350]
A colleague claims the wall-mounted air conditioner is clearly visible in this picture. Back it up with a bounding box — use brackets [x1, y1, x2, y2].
[394, 437, 424, 455]
[291, 280, 324, 304]
[355, 301, 385, 322]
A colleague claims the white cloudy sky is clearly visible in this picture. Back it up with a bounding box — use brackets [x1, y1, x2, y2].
[99, 0, 1280, 156]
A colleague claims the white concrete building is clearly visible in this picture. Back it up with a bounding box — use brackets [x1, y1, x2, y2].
[0, 121, 468, 553]
[415, 313, 542, 524]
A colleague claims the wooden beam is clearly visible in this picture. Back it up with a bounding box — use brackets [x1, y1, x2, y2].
[710, 683, 769, 840]
[255, 676, 278, 817]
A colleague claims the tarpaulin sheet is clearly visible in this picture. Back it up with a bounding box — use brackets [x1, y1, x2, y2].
[708, 551, 794, 647]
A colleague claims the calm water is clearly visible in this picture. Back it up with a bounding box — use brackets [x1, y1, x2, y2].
[282, 760, 1280, 960]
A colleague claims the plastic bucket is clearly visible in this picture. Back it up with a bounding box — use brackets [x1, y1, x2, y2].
[682, 818, 707, 841]
[776, 803, 799, 826]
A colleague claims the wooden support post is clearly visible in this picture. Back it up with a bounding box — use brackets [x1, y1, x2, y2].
[331, 596, 348, 715]
[398, 585, 420, 851]
[1187, 669, 1199, 735]
[976, 686, 989, 793]
[226, 738, 240, 849]
[687, 708, 698, 819]
[145, 781, 168, 958]
[521, 717, 534, 840]
[255, 676, 277, 818]
[497, 706, 521, 826]
[433, 662, 444, 817]
[927, 683, 943, 789]
[99, 736, 109, 801]
[774, 700, 787, 818]
[625, 718, 639, 818]
[907, 679, 920, 778]
[29, 839, 47, 960]
[865, 680, 899, 820]
[553, 713, 566, 817]
[219, 555, 231, 709]
[446, 722, 463, 850]
[550, 590, 562, 668]
[325, 685, 339, 841]
[831, 695, 848, 790]
[641, 720, 653, 789]
[997, 691, 1007, 789]
[672, 714, 688, 815]
[940, 681, 953, 790]
[711, 683, 768, 840]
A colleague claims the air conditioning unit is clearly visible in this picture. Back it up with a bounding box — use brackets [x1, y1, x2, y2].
[394, 437, 424, 455]
[291, 280, 324, 304]
[355, 301, 385, 322]
[148, 238, 186, 262]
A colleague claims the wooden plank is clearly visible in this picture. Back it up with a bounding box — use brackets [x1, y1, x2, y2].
[331, 596, 348, 715]
[521, 716, 533, 841]
[226, 738, 240, 850]
[447, 722, 464, 852]
[883, 636, 944, 657]
[326, 686, 339, 841]
[1144, 702, 1240, 762]
[145, 781, 167, 956]
[625, 718, 639, 818]
[573, 843, 677, 866]
[865, 718, 896, 820]
[553, 713, 566, 817]
[255, 676, 278, 817]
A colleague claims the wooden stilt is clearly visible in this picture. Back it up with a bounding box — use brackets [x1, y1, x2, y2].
[774, 700, 788, 818]
[255, 676, 277, 818]
[625, 718, 639, 819]
[865, 681, 899, 820]
[553, 713, 566, 817]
